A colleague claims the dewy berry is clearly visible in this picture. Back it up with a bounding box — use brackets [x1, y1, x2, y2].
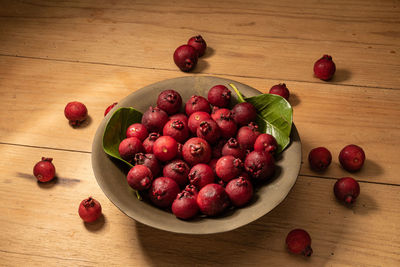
[152, 136, 178, 162]
[185, 95, 211, 116]
[236, 122, 260, 150]
[221, 138, 245, 160]
[142, 132, 160, 154]
[314, 54, 336, 81]
[269, 83, 290, 100]
[244, 151, 275, 182]
[334, 177, 360, 204]
[339, 144, 365, 172]
[211, 107, 230, 122]
[215, 111, 237, 138]
[162, 119, 189, 143]
[78, 197, 102, 223]
[127, 165, 153, 191]
[169, 113, 188, 124]
[197, 183, 230, 216]
[232, 102, 257, 126]
[172, 189, 199, 220]
[196, 119, 221, 144]
[104, 102, 117, 116]
[163, 159, 190, 188]
[173, 45, 198, 72]
[225, 177, 253, 207]
[157, 89, 182, 115]
[118, 137, 144, 162]
[149, 177, 180, 208]
[286, 229, 313, 257]
[134, 153, 161, 177]
[254, 133, 278, 154]
[207, 85, 231, 108]
[188, 111, 211, 133]
[33, 157, 56, 182]
[182, 137, 212, 166]
[141, 106, 169, 133]
[187, 35, 207, 57]
[215, 155, 243, 182]
[64, 101, 88, 126]
[188, 163, 215, 189]
[308, 147, 332, 171]
[126, 123, 148, 141]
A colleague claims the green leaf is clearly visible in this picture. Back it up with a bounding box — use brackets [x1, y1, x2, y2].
[229, 84, 293, 154]
[102, 107, 143, 168]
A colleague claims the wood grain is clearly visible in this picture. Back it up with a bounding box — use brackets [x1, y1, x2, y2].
[0, 0, 399, 89]
[0, 56, 399, 185]
[0, 144, 399, 266]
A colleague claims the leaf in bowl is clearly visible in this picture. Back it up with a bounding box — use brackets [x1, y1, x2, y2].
[229, 84, 293, 153]
[102, 107, 143, 167]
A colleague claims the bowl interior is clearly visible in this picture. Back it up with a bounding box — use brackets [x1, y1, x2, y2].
[92, 76, 301, 234]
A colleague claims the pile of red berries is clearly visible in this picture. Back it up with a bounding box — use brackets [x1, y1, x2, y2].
[118, 86, 279, 219]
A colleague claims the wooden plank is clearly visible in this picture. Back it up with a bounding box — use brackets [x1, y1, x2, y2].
[0, 0, 399, 89]
[0, 56, 399, 184]
[0, 144, 399, 266]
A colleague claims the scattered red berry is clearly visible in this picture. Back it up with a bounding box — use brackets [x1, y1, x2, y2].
[33, 157, 56, 182]
[78, 197, 102, 223]
[334, 177, 360, 204]
[286, 229, 313, 257]
[269, 83, 290, 100]
[104, 102, 118, 116]
[173, 45, 198, 72]
[64, 101, 88, 126]
[314, 55, 336, 81]
[339, 144, 365, 172]
[187, 35, 207, 57]
[308, 147, 332, 171]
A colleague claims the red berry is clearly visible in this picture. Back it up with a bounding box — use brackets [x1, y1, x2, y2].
[222, 138, 245, 160]
[142, 132, 160, 154]
[33, 157, 56, 182]
[152, 136, 178, 162]
[334, 177, 360, 204]
[308, 147, 332, 171]
[172, 189, 199, 220]
[225, 177, 253, 207]
[104, 102, 117, 116]
[269, 83, 290, 100]
[254, 133, 278, 154]
[118, 137, 144, 162]
[173, 45, 198, 72]
[64, 101, 88, 126]
[157, 89, 182, 115]
[149, 177, 180, 208]
[185, 95, 211, 116]
[286, 229, 313, 257]
[232, 102, 257, 126]
[314, 54, 336, 81]
[163, 159, 190, 188]
[211, 107, 230, 122]
[134, 153, 161, 177]
[215, 112, 237, 139]
[169, 113, 188, 124]
[196, 119, 221, 144]
[339, 144, 365, 172]
[78, 197, 102, 223]
[182, 137, 212, 166]
[207, 85, 231, 108]
[197, 184, 230, 216]
[163, 119, 189, 143]
[244, 151, 275, 182]
[236, 122, 260, 150]
[187, 35, 207, 57]
[141, 106, 169, 133]
[126, 123, 148, 141]
[127, 165, 153, 191]
[216, 155, 243, 183]
[188, 163, 215, 189]
[188, 111, 211, 133]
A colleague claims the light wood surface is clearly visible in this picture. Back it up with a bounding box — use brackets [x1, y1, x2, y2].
[1, 0, 399, 266]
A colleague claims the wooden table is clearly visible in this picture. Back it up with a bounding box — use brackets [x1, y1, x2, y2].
[1, 0, 399, 266]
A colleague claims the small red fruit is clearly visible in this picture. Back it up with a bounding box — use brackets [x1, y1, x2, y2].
[236, 122, 260, 150]
[173, 45, 198, 72]
[222, 138, 245, 160]
[244, 151, 275, 182]
[188, 163, 215, 189]
[334, 177, 360, 204]
[141, 106, 169, 133]
[187, 35, 207, 57]
[33, 157, 56, 182]
[126, 123, 148, 141]
[134, 153, 161, 177]
[64, 101, 88, 126]
[182, 137, 212, 166]
[232, 102, 257, 126]
[225, 177, 253, 207]
[185, 95, 211, 116]
[163, 159, 190, 188]
[172, 189, 199, 220]
[104, 102, 117, 116]
[269, 83, 290, 100]
[314, 54, 336, 81]
[216, 155, 243, 183]
[197, 184, 230, 216]
[78, 197, 102, 223]
[188, 111, 211, 133]
[157, 89, 182, 115]
[118, 137, 144, 162]
[127, 165, 153, 191]
[196, 119, 221, 144]
[308, 147, 332, 171]
[339, 144, 365, 172]
[254, 133, 278, 154]
[142, 132, 160, 154]
[169, 113, 188, 124]
[163, 119, 189, 143]
[207, 85, 231, 108]
[286, 229, 313, 257]
[215, 112, 237, 138]
[149, 177, 180, 208]
[152, 136, 178, 162]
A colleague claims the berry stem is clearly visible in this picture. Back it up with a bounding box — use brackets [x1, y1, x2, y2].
[303, 246, 313, 257]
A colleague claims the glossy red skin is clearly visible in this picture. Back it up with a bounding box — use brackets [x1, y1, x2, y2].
[162, 119, 189, 143]
[232, 102, 257, 126]
[127, 165, 153, 191]
[157, 89, 182, 115]
[215, 155, 243, 183]
[334, 177, 360, 204]
[173, 45, 198, 72]
[169, 113, 188, 125]
[308, 147, 332, 171]
[207, 85, 231, 108]
[78, 197, 102, 223]
[152, 136, 178, 162]
[254, 133, 278, 154]
[225, 177, 254, 207]
[269, 83, 290, 100]
[149, 177, 180, 208]
[244, 151, 275, 182]
[339, 144, 365, 172]
[185, 95, 211, 116]
[33, 157, 56, 182]
[134, 153, 160, 177]
[64, 101, 88, 126]
[197, 184, 230, 216]
[104, 102, 118, 116]
[221, 138, 245, 160]
[211, 108, 231, 122]
[188, 163, 215, 189]
[286, 229, 313, 256]
[236, 123, 260, 150]
[187, 35, 207, 57]
[188, 111, 211, 134]
[196, 119, 221, 144]
[182, 137, 212, 166]
[118, 137, 144, 162]
[126, 123, 148, 141]
[172, 190, 199, 220]
[142, 132, 160, 154]
[314, 55, 336, 81]
[141, 106, 169, 133]
[163, 159, 190, 188]
[216, 117, 237, 139]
